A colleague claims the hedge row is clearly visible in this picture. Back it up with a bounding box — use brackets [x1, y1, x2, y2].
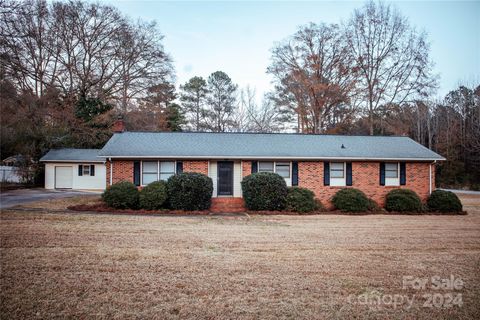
[103, 172, 462, 214]
[242, 173, 462, 214]
[102, 173, 213, 210]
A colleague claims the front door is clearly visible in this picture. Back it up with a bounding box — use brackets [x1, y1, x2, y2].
[217, 161, 234, 196]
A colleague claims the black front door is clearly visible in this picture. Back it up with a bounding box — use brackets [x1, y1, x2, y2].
[217, 161, 234, 196]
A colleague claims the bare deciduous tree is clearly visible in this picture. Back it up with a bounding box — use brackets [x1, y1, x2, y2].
[345, 0, 437, 135]
[268, 23, 359, 133]
[1, 0, 174, 108]
[236, 87, 286, 133]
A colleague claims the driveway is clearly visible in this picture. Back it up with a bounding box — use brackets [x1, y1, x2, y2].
[0, 188, 101, 209]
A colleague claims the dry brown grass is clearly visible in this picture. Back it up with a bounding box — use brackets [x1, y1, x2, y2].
[15, 195, 101, 210]
[1, 194, 479, 319]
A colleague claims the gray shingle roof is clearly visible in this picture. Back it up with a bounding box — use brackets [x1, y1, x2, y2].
[98, 132, 445, 161]
[40, 149, 105, 162]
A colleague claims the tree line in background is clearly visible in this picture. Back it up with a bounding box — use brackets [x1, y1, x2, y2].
[1, 0, 479, 187]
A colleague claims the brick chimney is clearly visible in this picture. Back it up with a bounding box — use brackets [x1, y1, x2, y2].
[113, 116, 125, 133]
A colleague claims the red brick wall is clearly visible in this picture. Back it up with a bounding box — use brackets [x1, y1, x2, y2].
[183, 161, 209, 174]
[106, 159, 435, 210]
[106, 160, 210, 186]
[107, 160, 134, 185]
[242, 161, 252, 177]
[299, 161, 434, 209]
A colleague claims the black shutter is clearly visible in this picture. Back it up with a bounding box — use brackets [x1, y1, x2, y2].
[251, 161, 258, 173]
[380, 162, 385, 186]
[90, 165, 95, 176]
[133, 161, 140, 186]
[292, 161, 299, 186]
[323, 162, 330, 186]
[78, 165, 83, 176]
[176, 161, 183, 174]
[400, 162, 406, 185]
[346, 162, 352, 186]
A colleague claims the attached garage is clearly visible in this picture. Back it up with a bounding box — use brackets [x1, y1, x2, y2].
[40, 149, 106, 190]
[54, 166, 73, 189]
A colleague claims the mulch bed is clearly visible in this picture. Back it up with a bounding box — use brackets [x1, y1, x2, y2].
[67, 203, 466, 216]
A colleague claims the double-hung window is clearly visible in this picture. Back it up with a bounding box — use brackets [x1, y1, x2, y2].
[159, 162, 175, 181]
[82, 165, 91, 176]
[258, 161, 291, 177]
[142, 161, 158, 185]
[385, 162, 399, 186]
[79, 164, 94, 176]
[142, 161, 176, 185]
[258, 161, 274, 173]
[275, 162, 290, 178]
[330, 162, 346, 186]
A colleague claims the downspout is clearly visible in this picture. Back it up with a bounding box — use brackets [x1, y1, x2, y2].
[109, 157, 113, 186]
[429, 160, 436, 194]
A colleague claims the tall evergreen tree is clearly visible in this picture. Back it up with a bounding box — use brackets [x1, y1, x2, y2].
[205, 71, 238, 132]
[179, 76, 208, 131]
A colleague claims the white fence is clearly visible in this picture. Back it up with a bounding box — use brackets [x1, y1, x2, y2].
[0, 166, 22, 183]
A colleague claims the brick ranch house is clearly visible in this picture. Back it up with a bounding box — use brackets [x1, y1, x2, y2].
[94, 120, 445, 211]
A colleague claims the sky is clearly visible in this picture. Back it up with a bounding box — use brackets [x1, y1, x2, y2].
[103, 0, 480, 103]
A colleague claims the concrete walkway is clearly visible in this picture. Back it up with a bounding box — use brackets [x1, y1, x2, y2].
[0, 188, 101, 209]
[440, 188, 480, 195]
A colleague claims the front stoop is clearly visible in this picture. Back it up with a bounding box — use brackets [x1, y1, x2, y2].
[211, 197, 246, 213]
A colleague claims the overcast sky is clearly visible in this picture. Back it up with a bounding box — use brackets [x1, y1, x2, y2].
[104, 0, 480, 102]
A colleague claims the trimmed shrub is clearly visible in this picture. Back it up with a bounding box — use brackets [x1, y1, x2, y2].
[315, 199, 326, 212]
[241, 172, 288, 211]
[427, 190, 462, 213]
[102, 181, 139, 209]
[167, 173, 213, 210]
[139, 181, 168, 210]
[286, 187, 317, 213]
[385, 189, 423, 213]
[367, 198, 380, 211]
[332, 188, 371, 212]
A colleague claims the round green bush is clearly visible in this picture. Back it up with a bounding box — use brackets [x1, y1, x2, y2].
[102, 181, 139, 209]
[167, 173, 213, 210]
[385, 189, 423, 212]
[427, 190, 462, 213]
[332, 188, 371, 212]
[286, 187, 317, 213]
[241, 172, 288, 211]
[139, 181, 168, 210]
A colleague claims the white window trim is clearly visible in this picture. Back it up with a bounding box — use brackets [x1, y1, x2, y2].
[141, 160, 177, 186]
[330, 162, 346, 186]
[81, 164, 91, 176]
[258, 161, 292, 178]
[385, 162, 400, 186]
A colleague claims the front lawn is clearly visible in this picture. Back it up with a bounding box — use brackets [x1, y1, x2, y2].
[1, 194, 479, 319]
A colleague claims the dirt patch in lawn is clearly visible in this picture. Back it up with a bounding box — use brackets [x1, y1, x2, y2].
[1, 193, 479, 319]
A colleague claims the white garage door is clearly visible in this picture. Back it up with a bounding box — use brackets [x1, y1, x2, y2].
[55, 166, 73, 189]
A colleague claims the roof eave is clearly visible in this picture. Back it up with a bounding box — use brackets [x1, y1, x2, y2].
[40, 159, 106, 163]
[98, 155, 445, 161]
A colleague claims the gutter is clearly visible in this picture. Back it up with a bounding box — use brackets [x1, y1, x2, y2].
[97, 155, 446, 161]
[40, 160, 106, 163]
